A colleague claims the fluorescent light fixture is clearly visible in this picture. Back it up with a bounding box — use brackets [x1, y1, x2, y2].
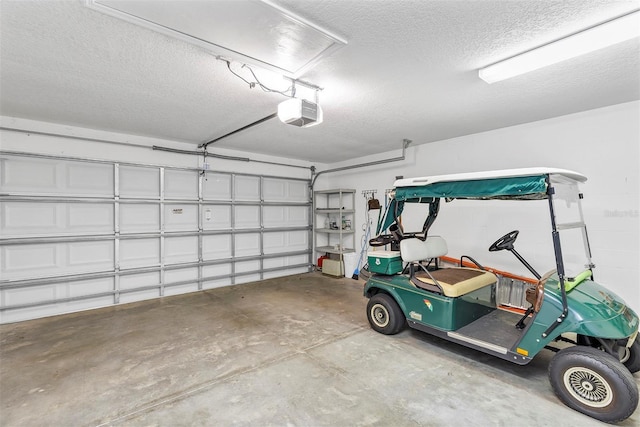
[277, 98, 323, 128]
[479, 10, 640, 84]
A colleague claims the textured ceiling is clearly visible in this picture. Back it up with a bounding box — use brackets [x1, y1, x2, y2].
[1, 0, 639, 163]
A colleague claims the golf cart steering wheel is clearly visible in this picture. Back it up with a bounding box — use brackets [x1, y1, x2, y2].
[489, 230, 519, 252]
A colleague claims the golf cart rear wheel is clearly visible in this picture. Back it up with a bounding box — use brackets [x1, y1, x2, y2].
[549, 346, 638, 423]
[366, 293, 405, 335]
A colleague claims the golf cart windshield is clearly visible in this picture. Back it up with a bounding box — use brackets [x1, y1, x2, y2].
[548, 174, 594, 280]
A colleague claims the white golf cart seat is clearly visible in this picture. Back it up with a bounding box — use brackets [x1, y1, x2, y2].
[400, 237, 497, 298]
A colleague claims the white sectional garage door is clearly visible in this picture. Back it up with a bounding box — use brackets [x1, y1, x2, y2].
[0, 152, 311, 323]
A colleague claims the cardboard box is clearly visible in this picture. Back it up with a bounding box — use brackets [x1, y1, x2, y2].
[368, 251, 402, 275]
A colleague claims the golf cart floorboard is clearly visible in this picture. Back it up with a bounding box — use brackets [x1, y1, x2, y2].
[455, 309, 524, 350]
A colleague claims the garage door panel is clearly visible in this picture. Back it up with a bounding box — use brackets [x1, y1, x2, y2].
[262, 206, 284, 225]
[67, 203, 114, 232]
[202, 205, 231, 230]
[1, 202, 58, 236]
[67, 241, 114, 271]
[165, 169, 197, 199]
[68, 277, 113, 298]
[2, 241, 114, 280]
[202, 235, 231, 260]
[2, 202, 114, 236]
[263, 178, 308, 202]
[202, 263, 232, 278]
[0, 157, 58, 194]
[263, 233, 285, 254]
[236, 260, 260, 273]
[262, 178, 285, 201]
[286, 181, 309, 202]
[164, 204, 198, 231]
[120, 272, 160, 291]
[235, 233, 260, 257]
[120, 204, 159, 233]
[165, 267, 198, 284]
[164, 269, 198, 296]
[1, 245, 57, 280]
[164, 267, 198, 296]
[263, 206, 308, 227]
[263, 231, 308, 254]
[165, 236, 198, 264]
[3, 285, 57, 307]
[286, 206, 309, 226]
[1, 157, 113, 197]
[202, 173, 231, 200]
[263, 254, 308, 269]
[120, 166, 159, 198]
[3, 281, 112, 310]
[120, 239, 160, 269]
[66, 162, 113, 196]
[234, 176, 260, 201]
[235, 206, 259, 229]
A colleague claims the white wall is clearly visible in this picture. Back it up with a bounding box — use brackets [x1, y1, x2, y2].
[322, 101, 640, 309]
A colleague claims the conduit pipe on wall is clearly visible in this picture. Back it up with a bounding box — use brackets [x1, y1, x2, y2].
[310, 139, 412, 189]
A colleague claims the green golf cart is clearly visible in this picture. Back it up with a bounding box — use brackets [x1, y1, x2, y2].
[363, 168, 639, 423]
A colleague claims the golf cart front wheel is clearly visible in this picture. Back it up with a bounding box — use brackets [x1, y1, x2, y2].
[549, 346, 638, 423]
[366, 293, 405, 335]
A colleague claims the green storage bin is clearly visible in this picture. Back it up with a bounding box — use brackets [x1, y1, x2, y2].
[368, 251, 402, 275]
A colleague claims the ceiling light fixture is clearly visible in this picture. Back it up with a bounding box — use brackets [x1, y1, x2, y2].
[479, 10, 640, 84]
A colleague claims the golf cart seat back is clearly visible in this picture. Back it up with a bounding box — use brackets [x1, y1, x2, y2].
[400, 236, 448, 261]
[400, 237, 497, 298]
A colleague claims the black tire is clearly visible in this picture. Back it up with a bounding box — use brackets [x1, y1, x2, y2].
[620, 339, 640, 374]
[549, 346, 639, 423]
[366, 293, 405, 335]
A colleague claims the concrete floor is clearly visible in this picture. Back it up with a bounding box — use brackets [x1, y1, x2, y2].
[1, 272, 639, 426]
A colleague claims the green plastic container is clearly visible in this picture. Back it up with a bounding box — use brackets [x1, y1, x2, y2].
[368, 251, 402, 275]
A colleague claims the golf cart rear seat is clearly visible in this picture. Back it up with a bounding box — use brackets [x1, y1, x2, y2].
[400, 237, 497, 298]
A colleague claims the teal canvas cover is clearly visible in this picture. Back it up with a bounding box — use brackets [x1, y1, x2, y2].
[394, 175, 548, 201]
[377, 174, 549, 233]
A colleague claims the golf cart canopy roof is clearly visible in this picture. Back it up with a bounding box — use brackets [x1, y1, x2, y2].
[393, 168, 587, 201]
